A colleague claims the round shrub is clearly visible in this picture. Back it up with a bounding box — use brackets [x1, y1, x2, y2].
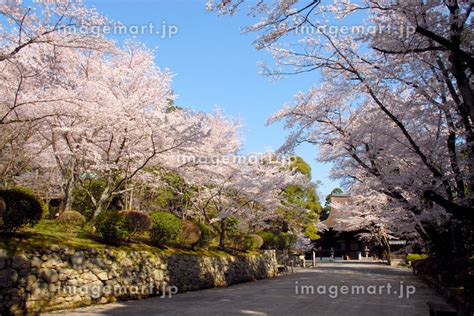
[12, 186, 48, 218]
[257, 231, 279, 249]
[406, 253, 428, 263]
[120, 210, 152, 239]
[249, 234, 264, 249]
[149, 211, 182, 247]
[94, 210, 129, 244]
[179, 220, 201, 247]
[57, 210, 86, 228]
[196, 223, 212, 248]
[0, 187, 43, 232]
[233, 234, 262, 252]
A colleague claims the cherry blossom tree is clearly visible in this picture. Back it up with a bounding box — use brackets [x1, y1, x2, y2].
[30, 42, 225, 215]
[208, 0, 474, 255]
[1, 0, 316, 239]
[331, 190, 423, 262]
[181, 152, 306, 249]
[0, 122, 39, 186]
[0, 0, 114, 126]
[294, 233, 313, 254]
[0, 0, 111, 63]
[0, 0, 113, 188]
[123, 109, 244, 215]
[0, 0, 254, 219]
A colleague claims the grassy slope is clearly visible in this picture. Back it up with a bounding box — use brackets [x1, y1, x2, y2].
[0, 220, 258, 257]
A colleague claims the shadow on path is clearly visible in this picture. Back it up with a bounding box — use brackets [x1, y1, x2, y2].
[46, 263, 445, 316]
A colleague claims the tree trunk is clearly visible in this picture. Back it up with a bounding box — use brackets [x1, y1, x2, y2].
[218, 220, 226, 250]
[61, 178, 75, 213]
[93, 186, 110, 217]
[381, 236, 392, 266]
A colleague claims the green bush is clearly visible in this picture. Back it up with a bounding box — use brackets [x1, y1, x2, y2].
[149, 212, 182, 247]
[257, 231, 297, 250]
[249, 234, 264, 249]
[278, 232, 298, 251]
[258, 231, 279, 249]
[244, 235, 259, 251]
[229, 234, 245, 250]
[120, 210, 152, 239]
[13, 186, 48, 218]
[0, 187, 43, 232]
[232, 234, 263, 252]
[179, 220, 202, 247]
[196, 223, 212, 248]
[57, 210, 86, 228]
[406, 253, 428, 263]
[94, 210, 129, 244]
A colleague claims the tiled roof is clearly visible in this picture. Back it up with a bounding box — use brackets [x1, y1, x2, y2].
[322, 194, 352, 231]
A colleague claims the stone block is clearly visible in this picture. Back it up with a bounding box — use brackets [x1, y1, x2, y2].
[153, 269, 164, 281]
[11, 255, 29, 269]
[39, 268, 59, 283]
[70, 252, 85, 268]
[81, 271, 99, 282]
[0, 268, 18, 287]
[30, 257, 42, 268]
[0, 257, 6, 269]
[96, 271, 109, 281]
[27, 274, 37, 286]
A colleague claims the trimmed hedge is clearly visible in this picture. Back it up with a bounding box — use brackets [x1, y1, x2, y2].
[406, 253, 428, 263]
[149, 211, 182, 247]
[257, 231, 297, 250]
[57, 210, 86, 228]
[0, 187, 43, 232]
[120, 210, 152, 239]
[257, 231, 279, 249]
[180, 220, 201, 247]
[249, 234, 264, 249]
[94, 210, 129, 244]
[232, 234, 263, 252]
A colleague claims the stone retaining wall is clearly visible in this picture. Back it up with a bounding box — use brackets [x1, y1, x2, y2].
[415, 273, 473, 316]
[0, 247, 277, 315]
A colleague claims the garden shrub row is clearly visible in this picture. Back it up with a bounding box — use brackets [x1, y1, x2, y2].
[0, 187, 270, 252]
[92, 211, 270, 251]
[94, 210, 216, 249]
[257, 230, 297, 250]
[230, 234, 264, 252]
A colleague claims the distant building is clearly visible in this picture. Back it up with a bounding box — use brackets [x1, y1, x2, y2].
[314, 194, 406, 260]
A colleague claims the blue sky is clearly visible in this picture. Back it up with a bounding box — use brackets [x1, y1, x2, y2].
[86, 0, 341, 199]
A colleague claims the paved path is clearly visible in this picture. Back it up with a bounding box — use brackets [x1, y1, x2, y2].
[47, 263, 446, 316]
